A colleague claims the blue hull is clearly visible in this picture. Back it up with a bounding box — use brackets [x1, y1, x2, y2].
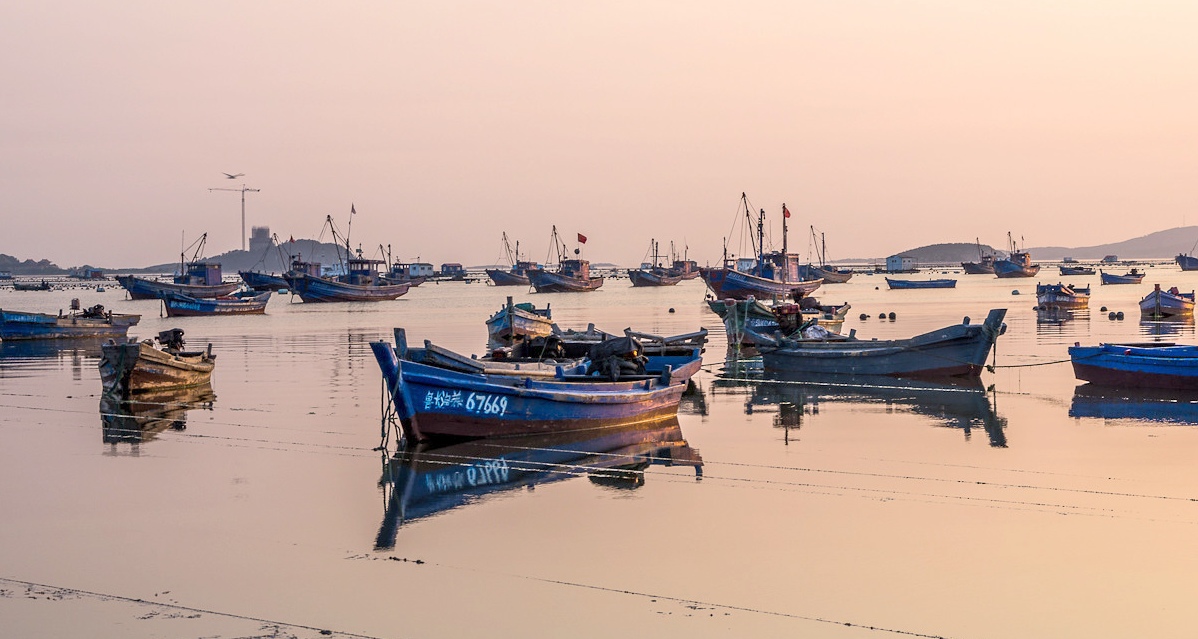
[1070, 343, 1198, 390]
[287, 273, 409, 302]
[992, 261, 1040, 278]
[701, 267, 822, 300]
[628, 269, 682, 287]
[371, 338, 701, 441]
[117, 275, 240, 300]
[1099, 271, 1145, 285]
[1, 309, 141, 340]
[1177, 254, 1198, 271]
[239, 271, 289, 291]
[485, 269, 532, 286]
[162, 292, 270, 317]
[885, 278, 956, 289]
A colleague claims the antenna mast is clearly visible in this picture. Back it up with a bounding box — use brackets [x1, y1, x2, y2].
[209, 183, 261, 251]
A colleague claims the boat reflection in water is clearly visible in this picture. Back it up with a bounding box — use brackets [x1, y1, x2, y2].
[1139, 315, 1195, 339]
[100, 384, 216, 445]
[1069, 384, 1198, 425]
[714, 362, 1007, 446]
[375, 417, 702, 549]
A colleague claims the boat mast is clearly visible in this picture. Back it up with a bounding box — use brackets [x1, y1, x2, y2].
[781, 203, 788, 258]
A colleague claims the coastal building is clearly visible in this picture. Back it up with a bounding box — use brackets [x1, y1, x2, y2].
[886, 255, 916, 273]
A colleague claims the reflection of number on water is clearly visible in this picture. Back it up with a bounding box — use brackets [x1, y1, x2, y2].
[424, 458, 512, 493]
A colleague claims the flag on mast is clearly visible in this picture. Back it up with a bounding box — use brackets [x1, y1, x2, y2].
[577, 233, 587, 244]
[783, 204, 791, 219]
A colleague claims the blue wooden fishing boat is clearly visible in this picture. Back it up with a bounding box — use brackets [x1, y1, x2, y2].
[1099, 269, 1145, 285]
[1059, 265, 1095, 276]
[371, 328, 703, 441]
[374, 418, 701, 547]
[993, 232, 1040, 278]
[118, 233, 241, 300]
[238, 270, 289, 291]
[1070, 342, 1198, 390]
[709, 298, 850, 347]
[1, 302, 140, 341]
[885, 277, 956, 289]
[1036, 283, 1090, 310]
[629, 241, 684, 287]
[757, 309, 1007, 378]
[1176, 253, 1198, 271]
[797, 227, 853, 283]
[485, 232, 542, 286]
[287, 258, 410, 302]
[161, 291, 271, 317]
[1139, 284, 1195, 319]
[961, 239, 996, 274]
[701, 194, 823, 300]
[528, 227, 603, 292]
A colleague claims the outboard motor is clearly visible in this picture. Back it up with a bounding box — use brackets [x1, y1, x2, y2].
[156, 328, 186, 351]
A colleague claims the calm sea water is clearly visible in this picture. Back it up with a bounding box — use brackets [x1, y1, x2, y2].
[3, 267, 1198, 638]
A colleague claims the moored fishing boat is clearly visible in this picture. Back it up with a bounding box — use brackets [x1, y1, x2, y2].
[1070, 342, 1198, 390]
[486, 297, 553, 348]
[118, 233, 240, 299]
[1176, 253, 1198, 271]
[238, 270, 289, 291]
[285, 212, 410, 302]
[709, 298, 850, 347]
[161, 291, 271, 317]
[756, 309, 1007, 378]
[1059, 265, 1095, 276]
[798, 226, 853, 283]
[370, 328, 703, 441]
[885, 277, 956, 289]
[701, 194, 822, 300]
[993, 233, 1040, 278]
[1, 300, 140, 341]
[99, 328, 215, 395]
[961, 239, 996, 274]
[1099, 269, 1145, 285]
[12, 280, 52, 291]
[628, 240, 683, 287]
[485, 233, 542, 286]
[1036, 283, 1090, 310]
[528, 227, 603, 293]
[1139, 284, 1195, 319]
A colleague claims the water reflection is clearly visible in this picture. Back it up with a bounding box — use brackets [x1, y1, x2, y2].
[1069, 384, 1198, 425]
[1139, 316, 1195, 339]
[0, 337, 106, 359]
[714, 364, 1008, 446]
[1035, 308, 1089, 337]
[375, 418, 702, 549]
[100, 385, 216, 445]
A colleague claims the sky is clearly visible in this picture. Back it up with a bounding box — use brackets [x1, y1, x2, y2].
[2, 1, 1196, 268]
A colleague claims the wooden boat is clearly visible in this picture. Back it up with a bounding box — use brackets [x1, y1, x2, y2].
[1070, 342, 1198, 390]
[1, 301, 140, 340]
[993, 232, 1040, 278]
[1036, 283, 1090, 310]
[374, 418, 702, 548]
[629, 240, 684, 287]
[370, 328, 703, 441]
[12, 280, 52, 291]
[1139, 284, 1195, 319]
[670, 246, 701, 280]
[1059, 265, 1095, 276]
[382, 263, 428, 287]
[288, 259, 410, 302]
[885, 277, 956, 289]
[486, 297, 553, 348]
[961, 239, 996, 274]
[702, 194, 823, 300]
[528, 227, 603, 293]
[238, 270, 289, 291]
[798, 226, 853, 283]
[161, 291, 270, 317]
[709, 298, 850, 346]
[1100, 269, 1145, 285]
[118, 233, 240, 299]
[757, 309, 1007, 378]
[99, 328, 215, 395]
[1176, 253, 1198, 271]
[485, 233, 542, 286]
[100, 384, 215, 444]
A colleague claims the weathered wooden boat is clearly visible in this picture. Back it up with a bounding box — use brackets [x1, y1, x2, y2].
[1099, 269, 1145, 285]
[709, 298, 850, 346]
[370, 328, 703, 441]
[381, 263, 428, 287]
[798, 226, 853, 283]
[702, 195, 823, 300]
[1069, 384, 1198, 425]
[1036, 283, 1090, 310]
[118, 233, 240, 299]
[485, 233, 542, 286]
[629, 240, 683, 286]
[486, 297, 553, 348]
[161, 291, 270, 317]
[885, 277, 957, 289]
[670, 254, 701, 280]
[12, 280, 52, 291]
[993, 232, 1040, 278]
[374, 418, 701, 547]
[1059, 265, 1095, 276]
[757, 309, 1007, 378]
[961, 239, 996, 275]
[528, 227, 603, 293]
[100, 384, 215, 444]
[99, 328, 216, 395]
[1139, 284, 1195, 319]
[1070, 342, 1198, 390]
[1, 301, 140, 341]
[287, 256, 409, 302]
[238, 270, 289, 291]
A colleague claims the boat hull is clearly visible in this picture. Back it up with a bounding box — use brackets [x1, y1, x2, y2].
[885, 278, 956, 289]
[485, 303, 554, 346]
[1177, 254, 1198, 271]
[798, 264, 853, 283]
[162, 292, 270, 317]
[0, 310, 141, 340]
[485, 269, 532, 286]
[1100, 271, 1145, 285]
[961, 262, 995, 275]
[99, 341, 216, 395]
[1139, 288, 1195, 319]
[529, 270, 604, 293]
[700, 267, 822, 300]
[286, 273, 410, 302]
[238, 271, 289, 291]
[760, 309, 1006, 378]
[1059, 266, 1095, 276]
[117, 275, 240, 300]
[992, 262, 1040, 278]
[1070, 344, 1198, 390]
[628, 269, 683, 287]
[371, 340, 701, 441]
[1036, 284, 1090, 310]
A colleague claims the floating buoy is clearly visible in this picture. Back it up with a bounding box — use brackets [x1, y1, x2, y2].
[1011, 290, 1020, 295]
[859, 313, 868, 320]
[1100, 306, 1107, 312]
[1108, 311, 1117, 320]
[668, 307, 675, 313]
[888, 312, 896, 320]
[1116, 311, 1125, 320]
[878, 313, 886, 320]
[875, 286, 880, 290]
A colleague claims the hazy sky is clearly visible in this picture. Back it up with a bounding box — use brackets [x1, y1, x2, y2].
[3, 1, 1196, 268]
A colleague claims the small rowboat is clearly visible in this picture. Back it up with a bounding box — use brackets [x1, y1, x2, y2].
[1059, 265, 1095, 276]
[99, 328, 215, 395]
[486, 297, 553, 348]
[1139, 284, 1195, 319]
[1070, 342, 1198, 390]
[1099, 269, 1145, 285]
[161, 291, 270, 317]
[885, 277, 956, 289]
[1036, 283, 1090, 310]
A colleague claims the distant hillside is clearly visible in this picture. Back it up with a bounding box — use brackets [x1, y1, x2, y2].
[0, 253, 65, 275]
[116, 239, 358, 274]
[1026, 226, 1198, 261]
[884, 242, 1000, 264]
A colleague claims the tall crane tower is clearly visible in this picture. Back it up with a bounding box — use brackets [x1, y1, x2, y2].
[209, 182, 261, 251]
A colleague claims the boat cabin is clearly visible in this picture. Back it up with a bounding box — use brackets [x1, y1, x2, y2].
[176, 262, 223, 286]
[344, 258, 386, 286]
[439, 263, 465, 277]
[1102, 255, 1119, 263]
[289, 256, 322, 277]
[559, 259, 591, 279]
[672, 259, 699, 276]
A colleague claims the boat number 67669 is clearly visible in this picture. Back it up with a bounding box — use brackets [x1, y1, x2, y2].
[466, 392, 508, 416]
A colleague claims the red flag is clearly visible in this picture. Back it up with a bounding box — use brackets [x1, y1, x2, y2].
[289, 235, 294, 243]
[577, 233, 587, 244]
[783, 204, 791, 219]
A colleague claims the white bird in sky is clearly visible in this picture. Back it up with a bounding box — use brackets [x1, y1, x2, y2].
[223, 172, 244, 179]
